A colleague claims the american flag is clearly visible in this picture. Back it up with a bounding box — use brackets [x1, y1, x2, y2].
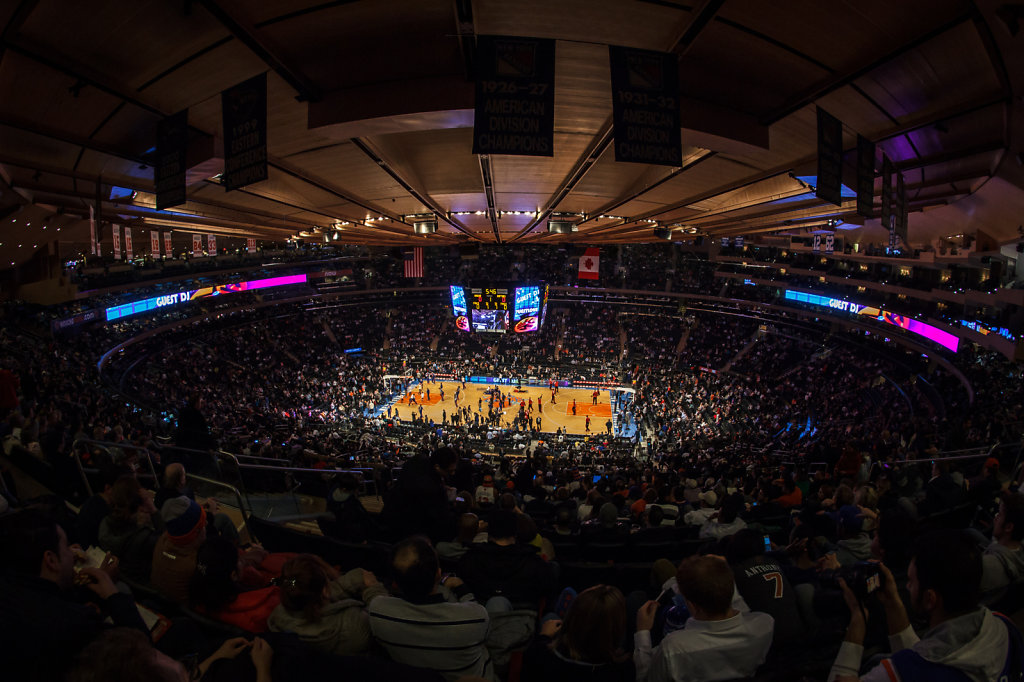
[404, 246, 423, 278]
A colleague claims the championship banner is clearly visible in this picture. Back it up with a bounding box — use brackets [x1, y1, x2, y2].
[813, 234, 821, 252]
[816, 107, 843, 207]
[735, 236, 744, 247]
[221, 73, 268, 190]
[720, 237, 730, 247]
[247, 237, 256, 254]
[112, 224, 121, 260]
[207, 234, 217, 255]
[192, 233, 202, 258]
[881, 156, 894, 247]
[124, 227, 134, 260]
[609, 46, 681, 167]
[825, 233, 834, 255]
[89, 205, 97, 255]
[164, 232, 173, 258]
[150, 230, 160, 257]
[856, 134, 875, 218]
[896, 172, 908, 246]
[472, 35, 556, 157]
[155, 109, 188, 210]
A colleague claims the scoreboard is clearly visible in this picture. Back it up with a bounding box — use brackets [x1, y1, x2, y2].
[450, 283, 546, 334]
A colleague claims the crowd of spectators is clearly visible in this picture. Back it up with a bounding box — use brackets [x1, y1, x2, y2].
[0, 243, 1023, 682]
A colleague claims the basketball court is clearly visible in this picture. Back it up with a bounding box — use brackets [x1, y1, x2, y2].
[386, 380, 618, 436]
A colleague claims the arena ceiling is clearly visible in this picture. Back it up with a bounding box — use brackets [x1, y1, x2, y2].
[2, 0, 1024, 264]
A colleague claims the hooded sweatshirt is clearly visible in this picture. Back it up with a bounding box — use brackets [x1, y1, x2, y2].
[267, 568, 387, 655]
[981, 541, 1024, 602]
[828, 607, 1011, 682]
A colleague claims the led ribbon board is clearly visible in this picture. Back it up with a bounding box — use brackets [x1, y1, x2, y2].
[784, 289, 959, 352]
[105, 274, 307, 322]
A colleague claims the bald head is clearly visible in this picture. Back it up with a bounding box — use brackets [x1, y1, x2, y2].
[390, 536, 439, 600]
[163, 463, 186, 490]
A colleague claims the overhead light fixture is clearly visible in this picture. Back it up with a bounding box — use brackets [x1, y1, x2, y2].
[548, 220, 575, 234]
[653, 227, 672, 240]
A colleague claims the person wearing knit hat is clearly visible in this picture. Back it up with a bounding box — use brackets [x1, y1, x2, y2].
[151, 496, 207, 603]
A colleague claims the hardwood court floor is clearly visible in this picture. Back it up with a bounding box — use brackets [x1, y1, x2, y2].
[390, 381, 614, 436]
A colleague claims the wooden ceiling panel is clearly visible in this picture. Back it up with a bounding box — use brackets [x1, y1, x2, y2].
[19, 0, 228, 90]
[678, 22, 831, 117]
[474, 0, 690, 50]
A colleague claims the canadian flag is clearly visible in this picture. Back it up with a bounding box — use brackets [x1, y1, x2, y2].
[578, 247, 599, 280]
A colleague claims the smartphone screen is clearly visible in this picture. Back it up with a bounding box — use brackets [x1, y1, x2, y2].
[763, 535, 772, 552]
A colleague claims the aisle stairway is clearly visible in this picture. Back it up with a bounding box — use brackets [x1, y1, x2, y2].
[721, 332, 761, 372]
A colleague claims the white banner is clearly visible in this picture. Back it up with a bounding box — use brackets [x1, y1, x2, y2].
[89, 206, 96, 255]
[164, 232, 173, 258]
[112, 224, 121, 260]
[192, 233, 202, 258]
[207, 234, 216, 255]
[247, 237, 256, 254]
[124, 227, 133, 260]
[150, 230, 160, 257]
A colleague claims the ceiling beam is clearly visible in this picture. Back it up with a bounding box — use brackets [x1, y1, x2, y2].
[0, 113, 150, 165]
[349, 137, 478, 240]
[478, 155, 500, 243]
[197, 0, 321, 102]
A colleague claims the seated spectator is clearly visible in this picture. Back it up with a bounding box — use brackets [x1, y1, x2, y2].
[324, 472, 373, 543]
[189, 535, 280, 633]
[458, 510, 555, 607]
[73, 464, 128, 548]
[0, 509, 148, 680]
[67, 627, 272, 682]
[521, 584, 635, 681]
[524, 486, 554, 520]
[772, 477, 803, 509]
[635, 506, 676, 543]
[474, 473, 497, 506]
[151, 495, 207, 602]
[833, 505, 872, 567]
[635, 555, 774, 682]
[437, 512, 482, 561]
[581, 502, 631, 543]
[268, 553, 385, 655]
[726, 529, 804, 647]
[156, 462, 239, 543]
[369, 536, 495, 681]
[829, 529, 1018, 681]
[577, 488, 603, 522]
[682, 491, 718, 527]
[920, 460, 965, 516]
[698, 495, 747, 541]
[97, 475, 163, 583]
[979, 492, 1024, 604]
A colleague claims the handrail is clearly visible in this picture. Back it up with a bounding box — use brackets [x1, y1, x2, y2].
[71, 438, 160, 497]
[235, 463, 366, 478]
[185, 472, 251, 540]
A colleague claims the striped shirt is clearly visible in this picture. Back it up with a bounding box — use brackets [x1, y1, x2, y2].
[369, 595, 495, 681]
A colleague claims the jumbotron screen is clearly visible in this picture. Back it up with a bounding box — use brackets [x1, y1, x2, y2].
[450, 283, 547, 333]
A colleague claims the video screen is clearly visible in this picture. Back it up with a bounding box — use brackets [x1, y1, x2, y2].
[472, 308, 508, 332]
[450, 285, 467, 316]
[514, 315, 538, 333]
[513, 285, 541, 321]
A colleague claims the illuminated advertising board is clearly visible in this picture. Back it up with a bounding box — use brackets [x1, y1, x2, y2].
[450, 285, 467, 316]
[784, 289, 959, 352]
[105, 274, 307, 322]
